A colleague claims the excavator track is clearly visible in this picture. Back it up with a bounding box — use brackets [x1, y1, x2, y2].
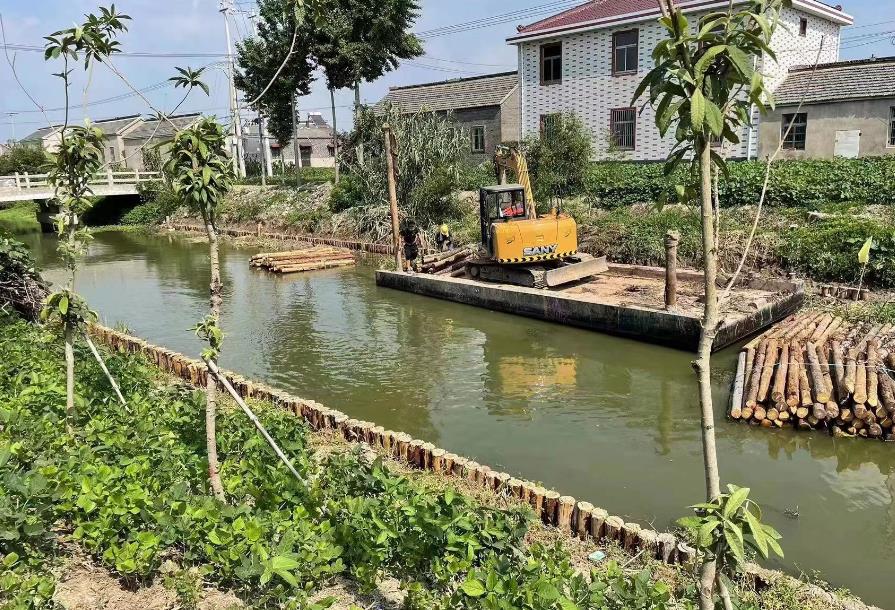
[465, 254, 607, 290]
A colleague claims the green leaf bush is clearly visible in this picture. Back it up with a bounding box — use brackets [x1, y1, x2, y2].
[584, 157, 895, 209]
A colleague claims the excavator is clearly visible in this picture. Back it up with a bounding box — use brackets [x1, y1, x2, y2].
[465, 146, 607, 289]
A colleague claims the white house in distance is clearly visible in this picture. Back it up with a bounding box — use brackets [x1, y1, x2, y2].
[507, 0, 852, 160]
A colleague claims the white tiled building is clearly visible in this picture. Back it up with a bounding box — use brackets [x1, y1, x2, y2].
[507, 0, 852, 161]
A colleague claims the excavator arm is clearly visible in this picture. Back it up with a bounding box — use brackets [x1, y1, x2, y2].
[494, 147, 536, 219]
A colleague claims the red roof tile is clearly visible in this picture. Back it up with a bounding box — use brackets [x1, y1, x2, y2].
[516, 0, 660, 36]
[510, 0, 851, 40]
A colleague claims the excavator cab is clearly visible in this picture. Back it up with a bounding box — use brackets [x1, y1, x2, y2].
[479, 184, 528, 250]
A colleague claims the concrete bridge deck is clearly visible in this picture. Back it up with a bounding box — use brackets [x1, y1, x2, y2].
[0, 170, 160, 203]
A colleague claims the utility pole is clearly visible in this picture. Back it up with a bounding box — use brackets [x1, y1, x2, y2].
[354, 82, 364, 165]
[292, 94, 301, 186]
[260, 114, 273, 179]
[382, 124, 402, 272]
[257, 116, 266, 187]
[220, 0, 245, 178]
[6, 113, 17, 143]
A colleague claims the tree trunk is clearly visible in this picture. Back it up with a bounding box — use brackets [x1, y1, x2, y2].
[65, 323, 75, 434]
[205, 220, 226, 502]
[695, 142, 722, 610]
[354, 81, 364, 165]
[330, 87, 340, 185]
[292, 94, 301, 186]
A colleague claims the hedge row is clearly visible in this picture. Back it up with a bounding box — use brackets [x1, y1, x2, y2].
[584, 157, 895, 208]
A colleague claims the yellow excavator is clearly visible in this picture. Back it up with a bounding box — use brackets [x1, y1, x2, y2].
[465, 147, 607, 289]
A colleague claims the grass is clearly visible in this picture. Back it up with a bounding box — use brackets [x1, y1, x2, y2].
[0, 201, 40, 234]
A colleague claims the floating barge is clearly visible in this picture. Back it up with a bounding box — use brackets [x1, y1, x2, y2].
[729, 312, 895, 441]
[376, 264, 803, 352]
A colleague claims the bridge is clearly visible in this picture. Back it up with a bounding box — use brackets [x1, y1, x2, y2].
[0, 170, 161, 203]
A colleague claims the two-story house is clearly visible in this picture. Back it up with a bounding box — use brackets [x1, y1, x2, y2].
[507, 0, 853, 161]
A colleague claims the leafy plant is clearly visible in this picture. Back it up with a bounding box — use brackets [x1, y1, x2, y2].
[522, 112, 594, 205]
[678, 485, 783, 575]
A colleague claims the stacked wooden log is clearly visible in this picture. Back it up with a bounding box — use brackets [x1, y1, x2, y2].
[730, 312, 895, 441]
[250, 246, 355, 274]
[413, 246, 473, 277]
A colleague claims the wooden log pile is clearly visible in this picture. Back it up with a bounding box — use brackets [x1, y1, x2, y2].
[730, 312, 895, 441]
[250, 246, 356, 274]
[412, 247, 472, 277]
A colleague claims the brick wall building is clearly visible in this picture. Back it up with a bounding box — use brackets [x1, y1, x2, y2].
[507, 0, 852, 161]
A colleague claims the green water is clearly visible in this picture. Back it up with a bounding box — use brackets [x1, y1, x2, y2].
[22, 230, 895, 608]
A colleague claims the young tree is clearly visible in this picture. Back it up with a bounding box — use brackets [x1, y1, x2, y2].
[633, 1, 786, 607]
[40, 6, 130, 430]
[164, 118, 235, 501]
[311, 0, 424, 176]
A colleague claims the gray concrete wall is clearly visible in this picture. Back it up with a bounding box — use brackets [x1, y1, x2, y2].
[446, 106, 503, 163]
[759, 98, 895, 159]
[500, 87, 521, 144]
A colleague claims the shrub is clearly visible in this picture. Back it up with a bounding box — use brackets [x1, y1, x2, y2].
[584, 157, 895, 209]
[522, 113, 594, 203]
[777, 215, 895, 288]
[457, 161, 496, 192]
[0, 144, 50, 175]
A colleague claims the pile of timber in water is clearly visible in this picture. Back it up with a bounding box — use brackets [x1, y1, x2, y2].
[412, 246, 473, 277]
[729, 312, 895, 441]
[250, 246, 356, 274]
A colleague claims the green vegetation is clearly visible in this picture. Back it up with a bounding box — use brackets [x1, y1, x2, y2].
[522, 112, 594, 204]
[584, 157, 895, 209]
[237, 166, 336, 186]
[0, 203, 40, 235]
[581, 204, 895, 288]
[0, 145, 49, 175]
[0, 313, 857, 610]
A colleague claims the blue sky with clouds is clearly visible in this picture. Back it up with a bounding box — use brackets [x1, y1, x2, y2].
[1, 0, 893, 143]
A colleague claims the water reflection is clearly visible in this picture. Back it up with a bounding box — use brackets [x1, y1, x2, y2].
[21, 230, 895, 608]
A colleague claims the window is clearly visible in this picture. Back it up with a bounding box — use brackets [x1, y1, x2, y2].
[471, 126, 486, 153]
[610, 108, 636, 150]
[108, 147, 115, 162]
[799, 17, 808, 36]
[540, 113, 562, 140]
[300, 145, 312, 167]
[889, 107, 895, 147]
[782, 112, 807, 150]
[540, 42, 562, 85]
[612, 29, 639, 75]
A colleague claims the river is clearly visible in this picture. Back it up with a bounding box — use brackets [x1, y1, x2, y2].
[22, 230, 895, 608]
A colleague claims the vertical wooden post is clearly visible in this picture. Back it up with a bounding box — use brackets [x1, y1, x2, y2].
[664, 230, 680, 310]
[23, 172, 30, 188]
[14, 172, 20, 189]
[382, 124, 402, 272]
[106, 166, 114, 185]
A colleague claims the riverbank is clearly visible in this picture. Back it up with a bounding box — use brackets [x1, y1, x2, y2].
[0, 312, 874, 610]
[16, 229, 895, 607]
[132, 184, 895, 291]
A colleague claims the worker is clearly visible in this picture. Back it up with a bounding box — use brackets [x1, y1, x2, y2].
[435, 224, 453, 252]
[400, 220, 422, 271]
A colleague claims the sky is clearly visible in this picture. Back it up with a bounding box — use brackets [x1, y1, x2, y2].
[1, 0, 894, 144]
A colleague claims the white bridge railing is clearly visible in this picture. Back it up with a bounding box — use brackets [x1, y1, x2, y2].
[0, 170, 161, 191]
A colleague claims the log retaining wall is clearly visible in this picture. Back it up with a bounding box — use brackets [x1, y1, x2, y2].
[85, 322, 881, 610]
[167, 222, 394, 256]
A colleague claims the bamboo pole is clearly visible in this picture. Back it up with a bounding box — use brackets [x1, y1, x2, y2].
[205, 358, 305, 485]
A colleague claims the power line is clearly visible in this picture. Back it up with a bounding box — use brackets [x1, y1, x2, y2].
[0, 43, 229, 59]
[422, 54, 516, 68]
[416, 0, 583, 38]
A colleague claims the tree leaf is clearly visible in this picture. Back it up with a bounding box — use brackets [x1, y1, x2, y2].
[460, 578, 486, 597]
[858, 237, 873, 264]
[690, 88, 706, 131]
[704, 99, 724, 137]
[723, 486, 750, 518]
[694, 45, 727, 78]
